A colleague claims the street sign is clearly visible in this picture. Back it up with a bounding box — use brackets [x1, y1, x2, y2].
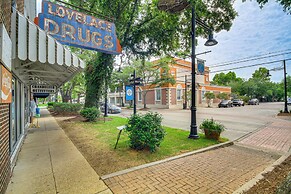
[125, 85, 134, 101]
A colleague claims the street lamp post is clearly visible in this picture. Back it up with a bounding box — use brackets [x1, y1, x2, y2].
[158, 1, 218, 139]
[283, 60, 288, 113]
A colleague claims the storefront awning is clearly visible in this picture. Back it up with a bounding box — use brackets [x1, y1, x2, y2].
[10, 9, 85, 87]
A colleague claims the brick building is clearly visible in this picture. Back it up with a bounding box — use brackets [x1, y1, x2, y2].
[136, 58, 231, 109]
[0, 1, 84, 193]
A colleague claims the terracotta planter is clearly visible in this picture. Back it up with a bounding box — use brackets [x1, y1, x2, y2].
[204, 129, 221, 140]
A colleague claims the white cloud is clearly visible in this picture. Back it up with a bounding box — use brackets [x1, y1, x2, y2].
[196, 0, 291, 82]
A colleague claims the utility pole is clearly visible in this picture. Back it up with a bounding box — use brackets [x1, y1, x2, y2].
[283, 60, 288, 113]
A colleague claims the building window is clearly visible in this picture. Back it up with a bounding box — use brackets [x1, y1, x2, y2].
[155, 88, 161, 101]
[138, 88, 142, 101]
[177, 84, 182, 101]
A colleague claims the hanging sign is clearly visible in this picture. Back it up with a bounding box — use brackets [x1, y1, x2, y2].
[125, 85, 134, 101]
[37, 1, 122, 55]
[0, 65, 12, 103]
[197, 59, 205, 75]
[0, 24, 12, 71]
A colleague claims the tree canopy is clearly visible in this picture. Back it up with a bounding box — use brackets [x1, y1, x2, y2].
[66, 0, 238, 107]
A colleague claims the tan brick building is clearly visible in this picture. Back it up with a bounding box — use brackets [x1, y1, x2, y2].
[136, 58, 231, 109]
[0, 1, 84, 192]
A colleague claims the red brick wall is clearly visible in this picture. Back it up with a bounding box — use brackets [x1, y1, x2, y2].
[0, 104, 11, 194]
[145, 90, 155, 105]
[0, 0, 12, 32]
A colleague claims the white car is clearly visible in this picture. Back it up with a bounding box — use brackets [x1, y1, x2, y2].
[287, 97, 291, 105]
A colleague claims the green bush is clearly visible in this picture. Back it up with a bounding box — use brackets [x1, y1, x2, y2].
[52, 103, 82, 114]
[80, 107, 100, 121]
[240, 96, 250, 104]
[47, 102, 55, 107]
[125, 112, 165, 152]
[199, 119, 225, 133]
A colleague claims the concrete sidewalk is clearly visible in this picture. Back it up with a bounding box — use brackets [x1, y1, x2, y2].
[6, 109, 111, 194]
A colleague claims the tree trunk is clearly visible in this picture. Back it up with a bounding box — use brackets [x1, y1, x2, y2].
[143, 90, 147, 109]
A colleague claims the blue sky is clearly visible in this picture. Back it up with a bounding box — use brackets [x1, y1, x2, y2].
[196, 0, 291, 83]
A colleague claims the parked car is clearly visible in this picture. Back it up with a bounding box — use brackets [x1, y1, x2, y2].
[218, 100, 233, 108]
[287, 97, 291, 105]
[100, 103, 122, 114]
[248, 98, 259, 105]
[232, 99, 244, 106]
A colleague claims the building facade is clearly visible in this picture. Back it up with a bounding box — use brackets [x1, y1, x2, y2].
[136, 58, 231, 109]
[0, 1, 84, 193]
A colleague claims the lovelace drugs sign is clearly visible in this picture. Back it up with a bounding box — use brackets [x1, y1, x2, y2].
[37, 1, 122, 55]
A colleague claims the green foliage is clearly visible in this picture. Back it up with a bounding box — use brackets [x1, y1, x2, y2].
[204, 92, 215, 107]
[216, 92, 229, 100]
[212, 71, 242, 86]
[243, 0, 291, 14]
[47, 102, 55, 107]
[240, 96, 250, 103]
[125, 112, 165, 152]
[80, 107, 100, 121]
[199, 119, 225, 133]
[67, 0, 238, 109]
[84, 53, 113, 108]
[52, 103, 82, 114]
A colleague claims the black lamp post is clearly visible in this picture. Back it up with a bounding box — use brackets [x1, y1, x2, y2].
[268, 60, 288, 113]
[158, 1, 218, 139]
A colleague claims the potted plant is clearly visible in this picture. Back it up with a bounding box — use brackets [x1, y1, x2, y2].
[199, 119, 225, 140]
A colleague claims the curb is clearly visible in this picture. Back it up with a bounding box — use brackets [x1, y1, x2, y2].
[101, 141, 233, 180]
[233, 151, 291, 194]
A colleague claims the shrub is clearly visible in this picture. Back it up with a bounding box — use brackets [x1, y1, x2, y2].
[125, 112, 165, 152]
[240, 96, 250, 104]
[80, 107, 100, 121]
[52, 102, 82, 114]
[47, 102, 55, 107]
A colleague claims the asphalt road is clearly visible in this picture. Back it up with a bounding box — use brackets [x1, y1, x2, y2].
[117, 102, 289, 141]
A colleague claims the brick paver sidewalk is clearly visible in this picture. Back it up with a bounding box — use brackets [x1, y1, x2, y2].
[239, 119, 291, 153]
[104, 145, 278, 193]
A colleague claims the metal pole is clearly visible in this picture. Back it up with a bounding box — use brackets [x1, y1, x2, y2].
[283, 60, 289, 113]
[189, 7, 199, 139]
[133, 70, 137, 115]
[184, 75, 188, 109]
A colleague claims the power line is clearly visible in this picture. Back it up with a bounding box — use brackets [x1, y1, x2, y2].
[208, 49, 291, 67]
[210, 58, 291, 73]
[209, 51, 291, 68]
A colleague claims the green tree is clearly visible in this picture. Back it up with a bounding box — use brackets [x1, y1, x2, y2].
[67, 0, 238, 108]
[212, 71, 242, 86]
[60, 73, 85, 103]
[244, 0, 291, 14]
[134, 57, 176, 108]
[216, 92, 229, 100]
[204, 92, 215, 107]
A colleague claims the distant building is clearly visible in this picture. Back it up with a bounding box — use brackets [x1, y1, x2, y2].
[134, 58, 231, 109]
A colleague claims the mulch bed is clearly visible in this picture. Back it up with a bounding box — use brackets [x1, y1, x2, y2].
[245, 155, 291, 194]
[277, 112, 291, 116]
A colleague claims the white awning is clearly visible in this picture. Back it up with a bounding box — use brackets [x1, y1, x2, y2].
[10, 9, 85, 87]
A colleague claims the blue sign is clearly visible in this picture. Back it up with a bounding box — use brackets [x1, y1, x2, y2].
[197, 60, 205, 75]
[38, 1, 122, 55]
[125, 86, 134, 101]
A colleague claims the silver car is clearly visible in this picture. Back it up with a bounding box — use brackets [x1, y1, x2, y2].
[100, 103, 122, 114]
